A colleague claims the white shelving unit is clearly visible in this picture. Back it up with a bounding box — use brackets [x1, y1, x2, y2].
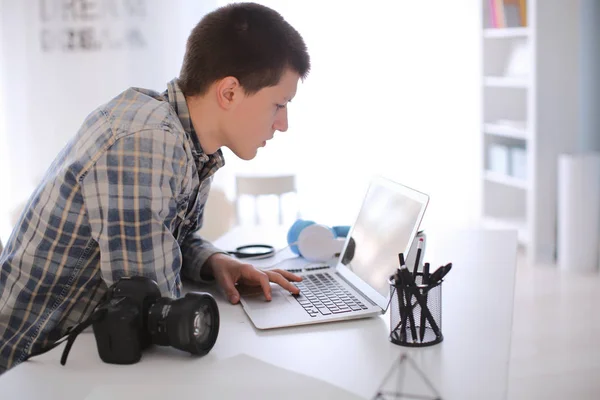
[480, 0, 580, 265]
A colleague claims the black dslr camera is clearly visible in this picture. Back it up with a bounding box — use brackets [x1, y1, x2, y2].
[91, 276, 220, 364]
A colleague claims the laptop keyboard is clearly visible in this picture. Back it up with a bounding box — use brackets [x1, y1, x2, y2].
[292, 272, 368, 317]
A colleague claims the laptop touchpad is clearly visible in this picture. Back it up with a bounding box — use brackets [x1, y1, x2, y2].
[239, 285, 293, 309]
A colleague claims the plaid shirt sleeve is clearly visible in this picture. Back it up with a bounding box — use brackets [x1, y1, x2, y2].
[180, 166, 229, 284]
[181, 230, 226, 283]
[80, 129, 188, 297]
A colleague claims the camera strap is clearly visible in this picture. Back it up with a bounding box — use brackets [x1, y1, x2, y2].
[22, 307, 107, 366]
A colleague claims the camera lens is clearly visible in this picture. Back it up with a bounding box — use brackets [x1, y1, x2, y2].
[192, 304, 213, 343]
[147, 292, 219, 356]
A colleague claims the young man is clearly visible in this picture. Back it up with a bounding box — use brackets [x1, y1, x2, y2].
[0, 2, 310, 374]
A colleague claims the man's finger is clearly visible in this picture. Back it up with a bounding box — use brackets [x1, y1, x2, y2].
[216, 270, 241, 304]
[270, 269, 303, 282]
[242, 265, 272, 301]
[265, 271, 300, 295]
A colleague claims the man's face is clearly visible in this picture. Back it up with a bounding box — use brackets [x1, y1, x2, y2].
[223, 69, 299, 160]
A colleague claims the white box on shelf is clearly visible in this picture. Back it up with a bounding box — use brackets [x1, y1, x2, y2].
[495, 119, 527, 131]
[504, 41, 530, 78]
[510, 146, 527, 180]
[488, 144, 509, 175]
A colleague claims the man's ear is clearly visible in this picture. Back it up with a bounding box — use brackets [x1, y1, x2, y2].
[215, 76, 242, 110]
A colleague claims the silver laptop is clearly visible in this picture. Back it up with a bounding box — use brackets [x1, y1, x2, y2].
[239, 176, 429, 329]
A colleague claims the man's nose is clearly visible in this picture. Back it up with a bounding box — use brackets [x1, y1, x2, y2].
[274, 109, 288, 132]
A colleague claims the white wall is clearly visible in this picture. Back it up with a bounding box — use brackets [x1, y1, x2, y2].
[1, 0, 483, 242]
[0, 0, 216, 242]
[216, 0, 482, 232]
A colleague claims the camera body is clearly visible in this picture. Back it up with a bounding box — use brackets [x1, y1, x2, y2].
[92, 276, 219, 364]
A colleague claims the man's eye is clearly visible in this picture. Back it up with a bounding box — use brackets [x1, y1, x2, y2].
[275, 104, 286, 110]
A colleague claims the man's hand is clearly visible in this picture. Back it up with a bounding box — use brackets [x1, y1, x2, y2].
[204, 253, 302, 304]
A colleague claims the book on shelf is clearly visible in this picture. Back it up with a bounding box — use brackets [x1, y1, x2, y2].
[489, 0, 527, 28]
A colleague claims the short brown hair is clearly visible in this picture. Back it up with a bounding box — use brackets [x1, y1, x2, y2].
[178, 2, 310, 97]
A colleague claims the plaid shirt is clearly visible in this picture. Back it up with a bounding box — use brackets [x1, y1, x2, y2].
[0, 79, 225, 373]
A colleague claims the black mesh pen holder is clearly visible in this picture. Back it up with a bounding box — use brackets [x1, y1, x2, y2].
[389, 275, 443, 347]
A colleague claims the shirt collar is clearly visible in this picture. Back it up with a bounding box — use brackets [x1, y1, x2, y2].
[164, 78, 225, 169]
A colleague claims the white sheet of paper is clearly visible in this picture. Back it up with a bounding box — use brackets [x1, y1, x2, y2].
[84, 353, 366, 400]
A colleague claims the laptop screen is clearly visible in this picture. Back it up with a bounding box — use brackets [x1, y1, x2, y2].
[339, 177, 429, 300]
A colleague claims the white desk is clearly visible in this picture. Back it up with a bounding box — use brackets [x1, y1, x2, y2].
[0, 227, 517, 400]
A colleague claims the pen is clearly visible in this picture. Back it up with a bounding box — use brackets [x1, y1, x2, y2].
[419, 262, 430, 342]
[393, 264, 406, 342]
[412, 238, 423, 277]
[429, 262, 452, 285]
[428, 267, 442, 284]
[399, 253, 419, 343]
[438, 263, 452, 280]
